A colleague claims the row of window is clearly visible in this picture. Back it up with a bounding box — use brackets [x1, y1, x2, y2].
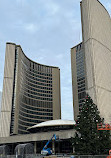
[76, 44, 83, 52]
[21, 57, 52, 74]
[76, 51, 84, 58]
[77, 79, 85, 85]
[30, 63, 52, 73]
[19, 113, 53, 123]
[76, 60, 84, 67]
[28, 68, 52, 76]
[77, 64, 84, 72]
[10, 50, 18, 134]
[21, 96, 53, 108]
[20, 78, 52, 91]
[22, 66, 52, 81]
[26, 74, 52, 83]
[22, 87, 53, 98]
[78, 91, 86, 100]
[22, 68, 53, 84]
[23, 92, 53, 101]
[18, 119, 40, 127]
[21, 83, 52, 94]
[75, 46, 86, 110]
[18, 129, 29, 134]
[76, 59, 84, 66]
[77, 67, 84, 73]
[77, 69, 85, 76]
[76, 55, 84, 64]
[18, 124, 28, 131]
[77, 76, 85, 82]
[19, 110, 53, 119]
[76, 62, 84, 70]
[21, 73, 53, 87]
[78, 83, 85, 89]
[21, 102, 53, 112]
[19, 117, 42, 125]
[19, 106, 53, 116]
[76, 53, 84, 60]
[77, 71, 85, 78]
[76, 49, 84, 54]
[76, 49, 85, 83]
[76, 56, 84, 62]
[78, 87, 85, 93]
[77, 75, 85, 80]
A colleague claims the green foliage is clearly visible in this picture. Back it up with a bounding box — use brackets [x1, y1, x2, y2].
[71, 94, 111, 155]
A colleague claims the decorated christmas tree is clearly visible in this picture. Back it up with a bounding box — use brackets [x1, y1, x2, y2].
[71, 94, 111, 155]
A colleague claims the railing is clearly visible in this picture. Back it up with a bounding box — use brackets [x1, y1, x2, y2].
[57, 155, 109, 158]
[0, 155, 109, 158]
[97, 123, 111, 130]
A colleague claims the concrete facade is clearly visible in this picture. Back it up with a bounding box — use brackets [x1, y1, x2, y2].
[0, 43, 61, 137]
[71, 0, 111, 122]
[0, 129, 76, 154]
[81, 0, 111, 123]
[0, 44, 16, 137]
[0, 129, 76, 145]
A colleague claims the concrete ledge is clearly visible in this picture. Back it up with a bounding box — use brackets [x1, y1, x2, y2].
[0, 129, 76, 144]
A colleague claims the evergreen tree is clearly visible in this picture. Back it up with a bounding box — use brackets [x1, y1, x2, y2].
[72, 94, 111, 155]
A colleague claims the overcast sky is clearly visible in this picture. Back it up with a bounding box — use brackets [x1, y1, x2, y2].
[0, 0, 111, 120]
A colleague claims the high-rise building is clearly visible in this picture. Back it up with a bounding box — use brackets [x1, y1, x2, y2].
[71, 0, 111, 123]
[71, 43, 86, 120]
[0, 43, 61, 137]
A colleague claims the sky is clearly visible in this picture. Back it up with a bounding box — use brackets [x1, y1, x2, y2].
[0, 0, 111, 120]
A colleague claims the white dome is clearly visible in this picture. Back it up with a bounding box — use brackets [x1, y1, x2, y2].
[27, 119, 75, 130]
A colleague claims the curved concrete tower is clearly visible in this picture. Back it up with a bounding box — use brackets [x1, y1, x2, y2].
[0, 43, 61, 137]
[81, 0, 111, 123]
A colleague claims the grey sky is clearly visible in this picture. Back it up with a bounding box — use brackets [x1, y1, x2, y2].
[0, 0, 111, 120]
